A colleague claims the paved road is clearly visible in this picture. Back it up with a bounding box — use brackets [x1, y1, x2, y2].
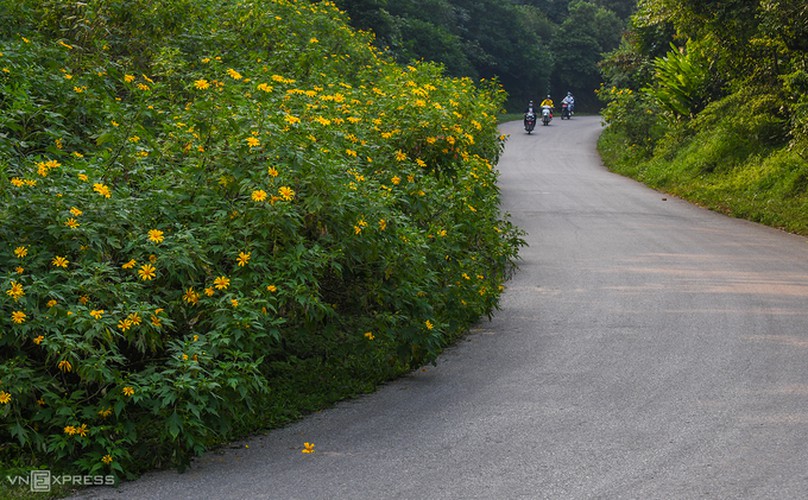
[75, 116, 808, 499]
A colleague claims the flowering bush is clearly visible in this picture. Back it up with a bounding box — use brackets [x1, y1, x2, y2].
[0, 0, 523, 478]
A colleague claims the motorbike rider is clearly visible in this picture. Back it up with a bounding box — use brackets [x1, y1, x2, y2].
[561, 92, 575, 115]
[540, 95, 554, 118]
[525, 100, 538, 115]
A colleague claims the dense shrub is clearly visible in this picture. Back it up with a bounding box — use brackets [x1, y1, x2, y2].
[0, 0, 523, 478]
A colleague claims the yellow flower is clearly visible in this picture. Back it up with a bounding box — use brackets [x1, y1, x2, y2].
[251, 189, 267, 202]
[183, 288, 200, 305]
[0, 391, 11, 404]
[79, 295, 89, 305]
[391, 176, 401, 185]
[128, 312, 142, 325]
[93, 183, 111, 198]
[378, 219, 387, 231]
[117, 318, 132, 331]
[148, 229, 165, 244]
[14, 246, 28, 258]
[47, 299, 58, 308]
[416, 158, 427, 168]
[194, 79, 210, 90]
[33, 335, 44, 345]
[15, 267, 24, 274]
[122, 386, 135, 397]
[227, 68, 243, 80]
[230, 299, 239, 308]
[124, 74, 135, 83]
[70, 206, 83, 217]
[395, 150, 407, 161]
[6, 281, 24, 301]
[138, 264, 156, 281]
[64, 425, 77, 435]
[246, 137, 260, 147]
[364, 332, 375, 340]
[237, 251, 251, 267]
[122, 259, 136, 269]
[301, 442, 315, 454]
[76, 423, 89, 437]
[102, 455, 113, 465]
[425, 320, 434, 330]
[90, 309, 104, 320]
[278, 186, 295, 201]
[65, 218, 80, 229]
[204, 287, 215, 297]
[98, 407, 113, 418]
[266, 284, 277, 293]
[284, 114, 300, 125]
[267, 166, 279, 177]
[78, 173, 89, 181]
[58, 359, 72, 372]
[11, 311, 27, 324]
[213, 276, 230, 290]
[309, 37, 319, 44]
[136, 83, 149, 91]
[150, 314, 162, 327]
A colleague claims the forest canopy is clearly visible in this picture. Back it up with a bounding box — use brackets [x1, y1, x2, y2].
[333, 0, 637, 110]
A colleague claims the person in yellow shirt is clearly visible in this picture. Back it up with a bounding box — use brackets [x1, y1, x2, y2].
[540, 95, 554, 119]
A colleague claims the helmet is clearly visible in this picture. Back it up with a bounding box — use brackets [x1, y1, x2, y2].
[547, 95, 551, 98]
[567, 91, 572, 96]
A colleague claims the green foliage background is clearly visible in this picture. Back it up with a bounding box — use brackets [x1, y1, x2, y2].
[0, 0, 525, 481]
[598, 0, 808, 236]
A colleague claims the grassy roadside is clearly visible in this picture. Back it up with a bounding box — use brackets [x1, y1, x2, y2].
[597, 125, 808, 237]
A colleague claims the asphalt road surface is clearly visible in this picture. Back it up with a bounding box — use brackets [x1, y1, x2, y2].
[74, 115, 808, 499]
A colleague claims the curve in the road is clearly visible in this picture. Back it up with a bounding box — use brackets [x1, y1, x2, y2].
[74, 116, 808, 500]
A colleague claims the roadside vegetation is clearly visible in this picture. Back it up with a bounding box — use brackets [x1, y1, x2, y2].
[598, 1, 808, 236]
[0, 0, 525, 489]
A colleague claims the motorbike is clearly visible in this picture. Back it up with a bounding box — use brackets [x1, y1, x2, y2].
[561, 102, 571, 120]
[524, 112, 536, 134]
[541, 105, 552, 126]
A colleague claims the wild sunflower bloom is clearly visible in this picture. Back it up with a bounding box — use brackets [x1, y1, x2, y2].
[11, 311, 27, 324]
[213, 276, 230, 290]
[425, 320, 434, 330]
[364, 332, 375, 340]
[90, 309, 104, 319]
[138, 264, 156, 281]
[14, 246, 28, 258]
[301, 442, 315, 454]
[70, 206, 83, 216]
[124, 74, 135, 83]
[227, 68, 243, 80]
[395, 150, 407, 161]
[128, 312, 142, 325]
[58, 360, 72, 372]
[183, 288, 200, 305]
[47, 299, 58, 308]
[33, 335, 44, 345]
[278, 186, 295, 201]
[230, 299, 239, 308]
[194, 79, 210, 90]
[102, 455, 113, 465]
[65, 218, 80, 229]
[122, 259, 136, 269]
[204, 287, 215, 297]
[237, 251, 251, 267]
[251, 189, 267, 202]
[98, 408, 112, 418]
[6, 281, 24, 301]
[148, 229, 164, 244]
[76, 423, 89, 437]
[0, 391, 11, 404]
[122, 386, 135, 397]
[246, 137, 260, 147]
[117, 318, 132, 331]
[93, 183, 112, 198]
[267, 166, 279, 177]
[266, 284, 277, 293]
[64, 425, 77, 435]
